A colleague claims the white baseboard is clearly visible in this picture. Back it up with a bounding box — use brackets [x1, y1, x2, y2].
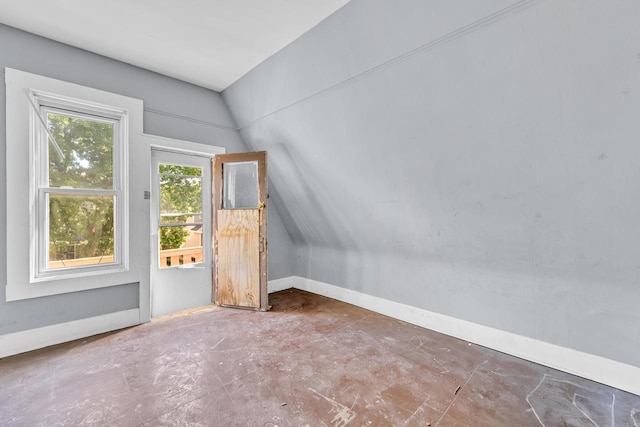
[268, 276, 296, 294]
[286, 276, 640, 396]
[0, 308, 140, 359]
[3, 278, 638, 395]
[0, 278, 295, 359]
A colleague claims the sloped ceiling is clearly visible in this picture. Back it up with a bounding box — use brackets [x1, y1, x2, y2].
[0, 0, 350, 91]
[222, 0, 640, 369]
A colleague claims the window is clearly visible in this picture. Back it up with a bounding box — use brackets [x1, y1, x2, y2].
[5, 68, 144, 301]
[32, 93, 127, 279]
[158, 163, 204, 269]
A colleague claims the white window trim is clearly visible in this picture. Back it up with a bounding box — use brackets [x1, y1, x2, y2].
[30, 92, 129, 282]
[5, 68, 143, 301]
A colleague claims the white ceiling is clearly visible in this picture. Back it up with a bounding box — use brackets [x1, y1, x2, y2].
[0, 0, 350, 91]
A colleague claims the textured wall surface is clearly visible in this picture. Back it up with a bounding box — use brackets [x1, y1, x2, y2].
[223, 0, 640, 366]
[0, 24, 293, 335]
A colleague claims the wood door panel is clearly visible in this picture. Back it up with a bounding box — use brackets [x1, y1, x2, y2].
[216, 209, 260, 308]
[213, 150, 267, 311]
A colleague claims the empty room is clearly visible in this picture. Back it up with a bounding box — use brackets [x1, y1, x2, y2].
[1, 0, 639, 425]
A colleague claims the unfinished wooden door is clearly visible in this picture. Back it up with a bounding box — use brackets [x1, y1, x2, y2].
[213, 151, 268, 311]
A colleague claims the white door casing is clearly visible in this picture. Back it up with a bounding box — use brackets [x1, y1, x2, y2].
[150, 140, 224, 317]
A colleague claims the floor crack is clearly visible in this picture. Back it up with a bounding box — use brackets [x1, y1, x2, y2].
[433, 359, 488, 426]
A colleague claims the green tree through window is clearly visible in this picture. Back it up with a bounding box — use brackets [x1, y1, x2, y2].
[158, 164, 202, 251]
[46, 112, 116, 265]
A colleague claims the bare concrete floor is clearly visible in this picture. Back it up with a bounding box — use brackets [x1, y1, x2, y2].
[1, 289, 639, 426]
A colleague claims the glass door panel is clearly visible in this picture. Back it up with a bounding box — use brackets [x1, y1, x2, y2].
[222, 161, 259, 209]
[158, 164, 203, 269]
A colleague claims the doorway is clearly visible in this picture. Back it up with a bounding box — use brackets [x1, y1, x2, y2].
[150, 148, 212, 317]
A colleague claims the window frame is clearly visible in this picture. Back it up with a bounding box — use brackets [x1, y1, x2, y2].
[5, 68, 142, 301]
[31, 95, 128, 281]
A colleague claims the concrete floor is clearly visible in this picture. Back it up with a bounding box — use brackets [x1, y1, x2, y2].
[1, 289, 639, 426]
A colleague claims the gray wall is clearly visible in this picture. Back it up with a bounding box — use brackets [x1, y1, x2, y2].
[0, 24, 293, 335]
[223, 0, 640, 367]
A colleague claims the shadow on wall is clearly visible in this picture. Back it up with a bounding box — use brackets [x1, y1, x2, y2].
[244, 138, 359, 252]
[236, 131, 369, 289]
[243, 136, 432, 257]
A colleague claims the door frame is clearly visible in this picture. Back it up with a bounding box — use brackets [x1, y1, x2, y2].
[147, 136, 224, 317]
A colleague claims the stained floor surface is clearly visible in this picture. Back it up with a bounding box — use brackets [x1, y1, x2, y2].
[1, 289, 639, 426]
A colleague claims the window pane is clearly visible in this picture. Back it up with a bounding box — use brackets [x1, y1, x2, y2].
[223, 161, 258, 209]
[159, 225, 203, 268]
[48, 194, 115, 269]
[47, 112, 114, 189]
[159, 164, 202, 215]
[157, 163, 204, 269]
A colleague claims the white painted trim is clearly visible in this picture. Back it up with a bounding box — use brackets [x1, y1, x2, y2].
[0, 309, 140, 359]
[284, 276, 640, 396]
[146, 133, 226, 157]
[144, 135, 224, 320]
[268, 276, 296, 294]
[3, 276, 637, 395]
[150, 149, 213, 318]
[5, 67, 145, 301]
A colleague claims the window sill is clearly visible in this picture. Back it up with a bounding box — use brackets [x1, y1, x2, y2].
[31, 264, 128, 283]
[6, 266, 136, 301]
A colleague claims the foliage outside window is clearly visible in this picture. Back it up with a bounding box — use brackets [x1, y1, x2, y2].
[33, 95, 126, 278]
[158, 164, 204, 268]
[45, 112, 116, 268]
